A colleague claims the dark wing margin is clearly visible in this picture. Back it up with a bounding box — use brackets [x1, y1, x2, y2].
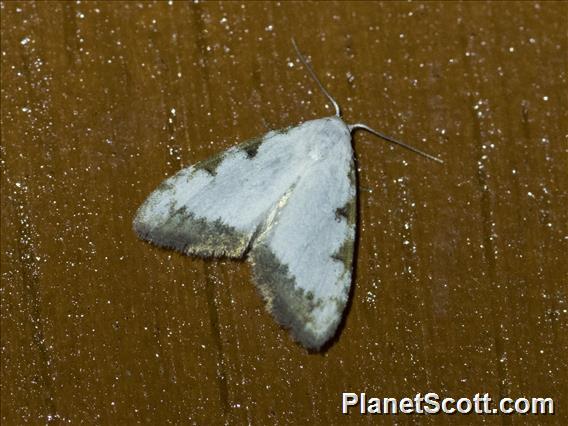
[134, 206, 252, 258]
[249, 160, 357, 351]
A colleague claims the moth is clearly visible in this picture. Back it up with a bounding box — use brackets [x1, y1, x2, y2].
[133, 40, 441, 351]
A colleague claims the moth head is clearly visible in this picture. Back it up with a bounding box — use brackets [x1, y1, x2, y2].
[292, 38, 444, 164]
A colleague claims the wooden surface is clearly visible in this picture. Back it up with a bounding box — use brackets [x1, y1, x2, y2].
[1, 1, 566, 424]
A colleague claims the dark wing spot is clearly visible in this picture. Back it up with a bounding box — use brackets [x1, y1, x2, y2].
[239, 137, 264, 159]
[194, 154, 225, 176]
[237, 125, 292, 159]
[335, 205, 348, 221]
[334, 197, 356, 226]
[156, 180, 175, 193]
[331, 237, 355, 272]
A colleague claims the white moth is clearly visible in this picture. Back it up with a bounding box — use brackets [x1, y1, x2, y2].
[133, 40, 442, 351]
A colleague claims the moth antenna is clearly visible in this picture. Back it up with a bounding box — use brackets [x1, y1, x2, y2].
[291, 38, 341, 118]
[349, 123, 444, 164]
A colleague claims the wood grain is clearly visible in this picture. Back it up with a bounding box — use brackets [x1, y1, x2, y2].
[1, 2, 566, 424]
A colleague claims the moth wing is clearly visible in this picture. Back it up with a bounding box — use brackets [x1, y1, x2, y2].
[133, 123, 315, 258]
[134, 116, 356, 349]
[249, 133, 356, 350]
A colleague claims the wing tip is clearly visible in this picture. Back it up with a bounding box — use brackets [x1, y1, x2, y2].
[132, 215, 189, 254]
[273, 303, 339, 352]
[250, 243, 344, 352]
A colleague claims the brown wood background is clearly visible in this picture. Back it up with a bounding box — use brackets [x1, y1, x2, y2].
[1, 1, 566, 424]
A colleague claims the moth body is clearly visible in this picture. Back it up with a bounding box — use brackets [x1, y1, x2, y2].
[134, 116, 356, 350]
